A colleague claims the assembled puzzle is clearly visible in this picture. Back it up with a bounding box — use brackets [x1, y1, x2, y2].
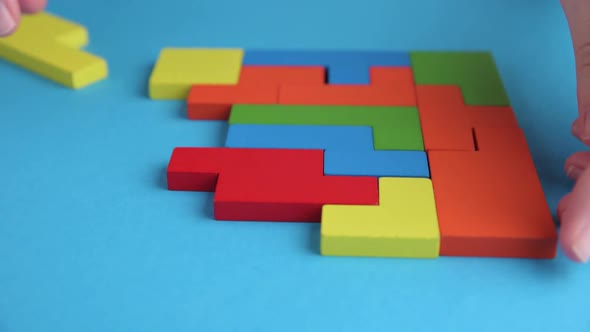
[149, 47, 559, 260]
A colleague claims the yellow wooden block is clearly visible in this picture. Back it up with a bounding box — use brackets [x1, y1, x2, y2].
[321, 177, 440, 258]
[0, 12, 107, 89]
[148, 48, 244, 99]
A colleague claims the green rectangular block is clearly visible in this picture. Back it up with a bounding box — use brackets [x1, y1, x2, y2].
[410, 51, 510, 106]
[228, 104, 424, 151]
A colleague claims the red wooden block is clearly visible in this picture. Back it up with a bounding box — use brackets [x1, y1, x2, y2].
[279, 84, 416, 106]
[428, 126, 557, 258]
[166, 147, 379, 222]
[187, 85, 278, 120]
[239, 66, 326, 86]
[416, 85, 475, 151]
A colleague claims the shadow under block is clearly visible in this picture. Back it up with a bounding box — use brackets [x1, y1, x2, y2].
[0, 12, 107, 89]
[410, 51, 510, 106]
[228, 104, 424, 151]
[428, 126, 558, 258]
[243, 50, 410, 84]
[166, 147, 379, 222]
[321, 177, 440, 258]
[225, 124, 429, 177]
[149, 48, 244, 99]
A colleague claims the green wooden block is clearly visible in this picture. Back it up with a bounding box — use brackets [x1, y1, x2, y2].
[410, 51, 510, 106]
[228, 104, 424, 151]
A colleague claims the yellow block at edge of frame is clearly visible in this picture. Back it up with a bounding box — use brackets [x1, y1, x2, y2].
[148, 48, 244, 99]
[320, 177, 440, 258]
[0, 12, 108, 89]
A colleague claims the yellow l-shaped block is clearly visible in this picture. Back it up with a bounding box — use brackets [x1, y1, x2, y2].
[321, 177, 441, 258]
[0, 12, 108, 89]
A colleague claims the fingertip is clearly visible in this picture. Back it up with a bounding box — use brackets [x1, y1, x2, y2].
[559, 168, 590, 263]
[18, 0, 46, 13]
[0, 0, 20, 37]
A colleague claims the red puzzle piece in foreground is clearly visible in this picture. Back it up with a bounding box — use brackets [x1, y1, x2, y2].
[167, 147, 379, 222]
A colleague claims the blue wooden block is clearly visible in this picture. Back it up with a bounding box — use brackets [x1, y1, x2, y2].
[324, 149, 430, 178]
[224, 124, 374, 151]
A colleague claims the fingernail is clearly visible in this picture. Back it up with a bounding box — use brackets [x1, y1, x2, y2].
[0, 1, 16, 35]
[566, 165, 582, 179]
[572, 225, 590, 262]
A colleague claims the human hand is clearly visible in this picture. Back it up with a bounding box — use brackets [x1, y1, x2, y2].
[557, 0, 590, 262]
[0, 0, 46, 36]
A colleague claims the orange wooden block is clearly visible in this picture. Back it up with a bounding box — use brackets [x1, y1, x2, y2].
[187, 84, 278, 120]
[416, 85, 475, 151]
[428, 126, 557, 258]
[239, 66, 326, 86]
[279, 84, 416, 106]
[468, 105, 519, 128]
[370, 67, 415, 86]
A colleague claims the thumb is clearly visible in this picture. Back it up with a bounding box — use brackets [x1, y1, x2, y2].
[561, 0, 590, 143]
[0, 0, 19, 36]
[559, 166, 590, 262]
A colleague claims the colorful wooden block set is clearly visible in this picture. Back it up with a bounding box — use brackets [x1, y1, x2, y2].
[150, 48, 559, 260]
[0, 12, 559, 260]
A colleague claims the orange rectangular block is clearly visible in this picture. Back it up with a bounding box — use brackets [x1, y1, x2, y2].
[370, 67, 415, 86]
[428, 126, 557, 259]
[187, 84, 278, 120]
[239, 66, 326, 86]
[279, 84, 416, 106]
[468, 106, 519, 128]
[416, 85, 474, 151]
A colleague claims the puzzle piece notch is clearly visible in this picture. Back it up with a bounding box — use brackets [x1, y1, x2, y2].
[167, 147, 379, 222]
[321, 177, 440, 258]
[428, 125, 557, 259]
[416, 84, 519, 151]
[0, 11, 108, 89]
[228, 104, 424, 151]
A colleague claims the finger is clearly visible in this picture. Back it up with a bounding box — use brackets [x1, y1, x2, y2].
[565, 151, 590, 180]
[18, 0, 45, 13]
[561, 0, 590, 142]
[559, 167, 590, 262]
[558, 192, 573, 221]
[0, 0, 20, 36]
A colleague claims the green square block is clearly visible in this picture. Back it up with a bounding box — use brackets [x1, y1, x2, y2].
[228, 104, 424, 151]
[410, 51, 510, 106]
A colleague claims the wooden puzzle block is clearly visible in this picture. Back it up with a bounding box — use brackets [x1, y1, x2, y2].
[225, 124, 375, 151]
[0, 12, 107, 89]
[369, 67, 415, 87]
[149, 48, 244, 99]
[428, 126, 557, 258]
[324, 149, 429, 178]
[410, 51, 510, 106]
[167, 147, 379, 222]
[238, 66, 326, 85]
[279, 84, 416, 106]
[243, 50, 410, 84]
[416, 85, 475, 151]
[321, 177, 440, 258]
[187, 85, 278, 120]
[228, 104, 424, 151]
[468, 105, 519, 128]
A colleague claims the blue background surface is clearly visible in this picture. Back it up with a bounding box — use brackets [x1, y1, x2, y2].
[0, 0, 588, 331]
